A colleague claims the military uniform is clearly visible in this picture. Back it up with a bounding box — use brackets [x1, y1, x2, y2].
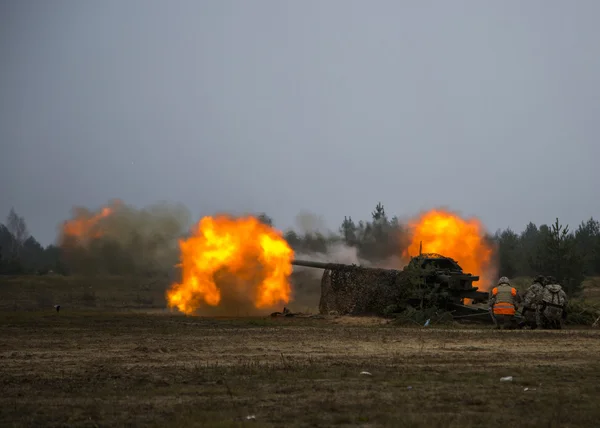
[489, 277, 519, 329]
[520, 275, 546, 329]
[536, 277, 568, 329]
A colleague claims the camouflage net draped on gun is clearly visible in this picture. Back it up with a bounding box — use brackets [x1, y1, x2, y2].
[318, 267, 410, 315]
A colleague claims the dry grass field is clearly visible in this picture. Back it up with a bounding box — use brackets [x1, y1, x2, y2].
[1, 275, 599, 427]
[1, 311, 600, 428]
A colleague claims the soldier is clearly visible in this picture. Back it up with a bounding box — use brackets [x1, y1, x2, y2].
[489, 276, 519, 329]
[518, 275, 546, 329]
[536, 276, 568, 329]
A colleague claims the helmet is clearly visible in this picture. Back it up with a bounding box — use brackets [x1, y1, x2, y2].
[497, 276, 510, 286]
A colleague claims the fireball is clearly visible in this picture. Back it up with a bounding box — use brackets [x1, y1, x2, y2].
[403, 209, 495, 291]
[166, 215, 294, 315]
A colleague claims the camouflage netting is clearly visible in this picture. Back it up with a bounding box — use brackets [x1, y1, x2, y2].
[318, 266, 419, 315]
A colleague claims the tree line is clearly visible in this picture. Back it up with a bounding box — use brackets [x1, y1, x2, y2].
[0, 209, 66, 275]
[1, 204, 598, 296]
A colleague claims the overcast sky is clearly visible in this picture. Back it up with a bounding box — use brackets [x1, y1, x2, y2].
[1, 1, 599, 246]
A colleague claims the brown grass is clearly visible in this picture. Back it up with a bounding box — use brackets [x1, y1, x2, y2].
[1, 274, 599, 426]
[0, 310, 599, 427]
[582, 277, 600, 303]
[0, 271, 321, 314]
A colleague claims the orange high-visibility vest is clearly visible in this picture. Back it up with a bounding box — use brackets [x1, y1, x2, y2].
[491, 285, 517, 315]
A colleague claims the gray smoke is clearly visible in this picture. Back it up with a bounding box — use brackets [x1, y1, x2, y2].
[59, 200, 191, 275]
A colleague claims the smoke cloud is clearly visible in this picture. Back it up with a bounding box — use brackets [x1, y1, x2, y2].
[294, 211, 330, 237]
[59, 200, 191, 275]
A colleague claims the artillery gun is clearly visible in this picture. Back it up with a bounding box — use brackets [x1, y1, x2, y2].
[291, 251, 491, 321]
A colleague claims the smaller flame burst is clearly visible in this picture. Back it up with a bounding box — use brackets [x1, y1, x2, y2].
[166, 215, 294, 315]
[403, 209, 495, 294]
[61, 200, 122, 244]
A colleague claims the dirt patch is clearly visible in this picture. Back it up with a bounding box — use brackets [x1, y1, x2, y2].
[330, 315, 391, 325]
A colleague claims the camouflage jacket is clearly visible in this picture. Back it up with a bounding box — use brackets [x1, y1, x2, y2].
[523, 282, 544, 308]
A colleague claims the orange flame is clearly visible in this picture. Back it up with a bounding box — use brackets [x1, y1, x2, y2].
[61, 200, 122, 243]
[166, 215, 294, 315]
[403, 209, 495, 293]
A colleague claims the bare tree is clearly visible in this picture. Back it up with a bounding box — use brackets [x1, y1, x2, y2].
[6, 208, 29, 256]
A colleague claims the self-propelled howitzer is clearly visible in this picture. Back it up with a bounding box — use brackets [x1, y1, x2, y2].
[291, 254, 490, 318]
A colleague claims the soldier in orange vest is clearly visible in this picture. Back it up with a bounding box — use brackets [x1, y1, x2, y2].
[488, 276, 520, 329]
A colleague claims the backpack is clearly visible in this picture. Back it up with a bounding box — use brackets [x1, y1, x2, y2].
[542, 284, 566, 307]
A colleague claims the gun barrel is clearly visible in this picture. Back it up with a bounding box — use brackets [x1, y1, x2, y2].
[291, 259, 353, 270]
[291, 259, 396, 274]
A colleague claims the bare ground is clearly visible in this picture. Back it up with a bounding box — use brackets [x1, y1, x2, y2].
[1, 311, 599, 427]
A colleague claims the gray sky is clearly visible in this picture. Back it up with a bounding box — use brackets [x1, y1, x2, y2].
[2, 0, 599, 246]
